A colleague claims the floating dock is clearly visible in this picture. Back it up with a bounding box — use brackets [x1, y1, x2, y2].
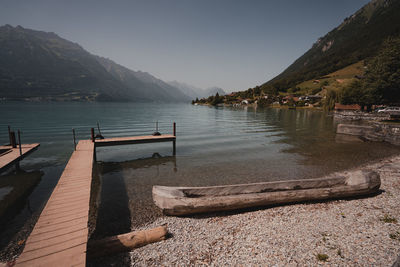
[95, 134, 176, 147]
[16, 129, 176, 266]
[0, 143, 40, 173]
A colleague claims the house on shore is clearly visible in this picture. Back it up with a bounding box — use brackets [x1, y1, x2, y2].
[334, 103, 362, 111]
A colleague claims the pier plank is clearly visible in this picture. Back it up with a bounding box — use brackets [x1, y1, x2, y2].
[22, 229, 88, 253]
[26, 227, 88, 245]
[28, 217, 89, 237]
[0, 143, 40, 172]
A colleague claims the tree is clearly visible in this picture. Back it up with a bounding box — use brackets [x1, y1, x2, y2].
[324, 88, 341, 111]
[210, 92, 223, 106]
[363, 36, 400, 105]
[338, 36, 400, 109]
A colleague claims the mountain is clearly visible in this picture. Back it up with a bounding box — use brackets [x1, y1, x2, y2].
[261, 0, 400, 92]
[0, 25, 190, 102]
[204, 87, 226, 97]
[167, 81, 226, 99]
[94, 56, 190, 102]
[167, 81, 203, 99]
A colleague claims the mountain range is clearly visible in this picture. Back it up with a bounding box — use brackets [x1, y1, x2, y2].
[0, 25, 223, 102]
[260, 0, 400, 92]
[167, 81, 226, 99]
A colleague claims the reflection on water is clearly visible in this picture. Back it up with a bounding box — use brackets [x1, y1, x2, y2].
[92, 155, 178, 232]
[0, 187, 13, 202]
[0, 171, 42, 218]
[0, 102, 400, 261]
[0, 170, 44, 257]
[92, 107, 400, 232]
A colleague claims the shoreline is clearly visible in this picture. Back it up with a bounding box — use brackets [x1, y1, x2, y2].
[1, 154, 399, 266]
[129, 154, 400, 266]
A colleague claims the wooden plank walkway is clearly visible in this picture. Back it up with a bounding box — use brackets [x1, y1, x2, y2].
[0, 143, 40, 173]
[16, 134, 176, 266]
[16, 140, 94, 267]
[94, 134, 176, 147]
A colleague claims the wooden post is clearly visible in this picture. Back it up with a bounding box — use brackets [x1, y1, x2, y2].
[10, 131, 16, 148]
[91, 128, 95, 142]
[72, 128, 76, 151]
[8, 126, 11, 145]
[97, 122, 102, 136]
[173, 122, 176, 156]
[17, 130, 22, 156]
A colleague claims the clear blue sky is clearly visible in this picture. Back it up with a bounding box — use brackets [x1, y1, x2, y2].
[1, 0, 370, 92]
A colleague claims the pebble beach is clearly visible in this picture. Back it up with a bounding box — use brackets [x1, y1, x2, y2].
[130, 155, 400, 266]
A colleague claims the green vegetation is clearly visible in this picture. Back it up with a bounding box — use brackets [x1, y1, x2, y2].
[210, 93, 224, 106]
[323, 37, 400, 110]
[195, 0, 400, 110]
[225, 0, 400, 107]
[193, 93, 224, 106]
[260, 0, 400, 94]
[362, 37, 400, 104]
[194, 35, 400, 109]
[380, 214, 398, 224]
[316, 253, 329, 262]
[389, 231, 400, 240]
[324, 89, 341, 111]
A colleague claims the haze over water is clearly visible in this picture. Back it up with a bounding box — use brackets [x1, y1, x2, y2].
[1, 102, 399, 253]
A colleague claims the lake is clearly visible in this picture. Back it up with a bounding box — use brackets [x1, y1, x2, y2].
[0, 102, 399, 259]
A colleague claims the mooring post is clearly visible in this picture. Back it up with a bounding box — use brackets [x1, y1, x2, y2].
[97, 122, 102, 136]
[173, 122, 176, 156]
[72, 128, 77, 151]
[91, 128, 95, 142]
[18, 130, 22, 156]
[8, 126, 11, 145]
[10, 131, 16, 148]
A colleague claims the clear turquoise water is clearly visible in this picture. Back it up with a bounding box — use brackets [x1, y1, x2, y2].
[1, 102, 399, 257]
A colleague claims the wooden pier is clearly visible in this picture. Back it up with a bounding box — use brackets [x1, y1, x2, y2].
[16, 126, 176, 266]
[0, 143, 40, 173]
[95, 134, 176, 147]
[16, 140, 94, 266]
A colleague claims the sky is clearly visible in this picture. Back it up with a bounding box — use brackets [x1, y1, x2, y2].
[0, 0, 370, 92]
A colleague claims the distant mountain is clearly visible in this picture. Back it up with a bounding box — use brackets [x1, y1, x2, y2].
[204, 87, 226, 97]
[168, 81, 226, 99]
[95, 56, 190, 102]
[261, 0, 400, 92]
[0, 25, 190, 102]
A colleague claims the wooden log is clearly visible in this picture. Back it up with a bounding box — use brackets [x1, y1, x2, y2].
[153, 170, 381, 216]
[87, 225, 168, 258]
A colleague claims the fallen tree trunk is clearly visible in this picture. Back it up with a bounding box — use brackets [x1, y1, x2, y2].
[153, 170, 381, 216]
[87, 225, 168, 258]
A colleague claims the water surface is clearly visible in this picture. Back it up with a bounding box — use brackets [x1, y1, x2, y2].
[0, 102, 399, 259]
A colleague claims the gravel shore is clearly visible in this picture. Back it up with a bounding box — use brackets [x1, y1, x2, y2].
[130, 155, 400, 266]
